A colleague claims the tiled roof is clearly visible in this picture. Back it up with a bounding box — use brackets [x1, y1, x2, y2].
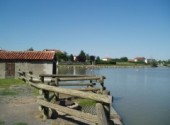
[0, 51, 55, 61]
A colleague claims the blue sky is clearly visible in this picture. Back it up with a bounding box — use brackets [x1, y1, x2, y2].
[0, 0, 170, 60]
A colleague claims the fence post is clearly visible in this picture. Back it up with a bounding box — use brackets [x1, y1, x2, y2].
[54, 78, 59, 101]
[103, 90, 111, 119]
[96, 103, 109, 125]
[99, 76, 105, 93]
[29, 71, 33, 81]
[40, 75, 49, 120]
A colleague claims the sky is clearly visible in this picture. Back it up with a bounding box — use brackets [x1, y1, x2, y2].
[0, 0, 170, 60]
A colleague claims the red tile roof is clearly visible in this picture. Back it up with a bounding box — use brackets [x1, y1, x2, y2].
[0, 51, 55, 61]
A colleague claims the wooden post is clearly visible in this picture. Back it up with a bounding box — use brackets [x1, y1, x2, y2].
[29, 71, 33, 81]
[99, 76, 105, 93]
[54, 78, 59, 101]
[96, 103, 109, 125]
[103, 90, 111, 119]
[22, 71, 26, 82]
[40, 76, 49, 120]
[88, 80, 93, 88]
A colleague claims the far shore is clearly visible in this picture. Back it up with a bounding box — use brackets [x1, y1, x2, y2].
[57, 64, 153, 68]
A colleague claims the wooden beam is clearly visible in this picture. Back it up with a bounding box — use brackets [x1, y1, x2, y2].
[29, 82, 112, 104]
[96, 103, 109, 125]
[37, 99, 98, 123]
[58, 77, 101, 81]
[72, 88, 100, 91]
[58, 83, 96, 86]
[39, 74, 95, 77]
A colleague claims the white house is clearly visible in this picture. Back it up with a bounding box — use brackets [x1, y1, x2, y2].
[101, 57, 113, 62]
[134, 57, 145, 62]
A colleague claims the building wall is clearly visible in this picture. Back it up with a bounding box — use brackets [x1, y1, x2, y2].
[0, 61, 53, 79]
[15, 62, 53, 78]
[0, 63, 6, 78]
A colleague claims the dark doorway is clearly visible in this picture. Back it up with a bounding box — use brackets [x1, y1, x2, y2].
[5, 63, 15, 78]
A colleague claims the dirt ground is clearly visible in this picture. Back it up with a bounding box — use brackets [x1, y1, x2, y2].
[0, 85, 91, 125]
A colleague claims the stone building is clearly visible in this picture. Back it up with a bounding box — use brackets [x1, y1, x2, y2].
[0, 50, 56, 79]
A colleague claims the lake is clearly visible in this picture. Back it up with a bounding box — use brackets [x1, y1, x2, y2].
[57, 66, 170, 125]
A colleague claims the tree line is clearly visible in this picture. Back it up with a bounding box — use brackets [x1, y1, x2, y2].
[55, 50, 128, 65]
[26, 47, 170, 66]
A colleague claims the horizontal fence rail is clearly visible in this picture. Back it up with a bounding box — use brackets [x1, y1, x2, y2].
[28, 82, 112, 104]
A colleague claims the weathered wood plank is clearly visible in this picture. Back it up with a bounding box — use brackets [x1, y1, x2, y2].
[39, 74, 96, 77]
[96, 103, 109, 125]
[72, 88, 100, 91]
[28, 82, 112, 104]
[58, 77, 101, 81]
[58, 82, 96, 86]
[37, 99, 98, 123]
[110, 107, 122, 125]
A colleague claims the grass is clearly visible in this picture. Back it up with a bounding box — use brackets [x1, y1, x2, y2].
[0, 89, 17, 96]
[12, 122, 28, 125]
[0, 78, 25, 88]
[0, 120, 5, 125]
[31, 87, 39, 96]
[75, 98, 96, 106]
[0, 79, 25, 96]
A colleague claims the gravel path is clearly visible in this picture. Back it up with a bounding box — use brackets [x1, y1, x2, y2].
[0, 85, 92, 125]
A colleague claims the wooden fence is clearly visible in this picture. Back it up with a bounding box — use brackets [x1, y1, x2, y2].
[18, 70, 122, 125]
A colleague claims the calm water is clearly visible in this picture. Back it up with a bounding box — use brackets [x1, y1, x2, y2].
[58, 67, 170, 125]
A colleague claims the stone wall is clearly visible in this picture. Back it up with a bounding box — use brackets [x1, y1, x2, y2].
[15, 62, 53, 78]
[0, 62, 53, 79]
[0, 63, 6, 78]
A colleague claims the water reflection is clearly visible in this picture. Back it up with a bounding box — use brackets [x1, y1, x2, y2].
[57, 66, 87, 75]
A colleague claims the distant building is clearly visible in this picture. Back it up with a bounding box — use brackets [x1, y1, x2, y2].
[128, 59, 135, 62]
[134, 57, 145, 63]
[145, 59, 156, 64]
[43, 49, 62, 53]
[73, 55, 77, 61]
[101, 57, 113, 62]
[0, 51, 56, 78]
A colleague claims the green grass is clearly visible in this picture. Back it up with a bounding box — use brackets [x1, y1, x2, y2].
[0, 79, 25, 96]
[0, 120, 5, 125]
[31, 87, 39, 96]
[75, 99, 96, 106]
[12, 122, 28, 125]
[0, 79, 25, 88]
[0, 89, 18, 96]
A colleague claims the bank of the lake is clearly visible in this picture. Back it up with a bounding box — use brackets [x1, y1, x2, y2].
[57, 64, 151, 69]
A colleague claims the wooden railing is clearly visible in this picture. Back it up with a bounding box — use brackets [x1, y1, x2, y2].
[18, 70, 121, 125]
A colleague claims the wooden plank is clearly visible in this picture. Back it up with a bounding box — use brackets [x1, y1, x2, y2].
[28, 82, 112, 104]
[72, 88, 100, 91]
[110, 107, 122, 125]
[39, 74, 95, 77]
[96, 103, 109, 125]
[58, 83, 96, 86]
[37, 99, 98, 123]
[58, 77, 101, 81]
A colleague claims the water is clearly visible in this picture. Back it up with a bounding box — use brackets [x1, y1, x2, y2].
[57, 66, 170, 125]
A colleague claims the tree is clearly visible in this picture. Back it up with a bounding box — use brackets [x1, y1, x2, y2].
[77, 50, 86, 62]
[96, 56, 101, 64]
[86, 54, 90, 62]
[120, 57, 128, 62]
[56, 51, 68, 62]
[68, 54, 74, 62]
[27, 47, 34, 51]
[90, 55, 95, 65]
